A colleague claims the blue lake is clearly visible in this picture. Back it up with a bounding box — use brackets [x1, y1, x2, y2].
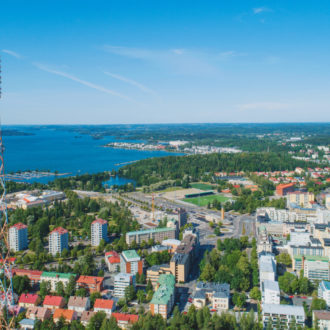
[2, 126, 181, 185]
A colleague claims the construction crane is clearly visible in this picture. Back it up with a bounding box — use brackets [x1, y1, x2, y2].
[0, 55, 16, 329]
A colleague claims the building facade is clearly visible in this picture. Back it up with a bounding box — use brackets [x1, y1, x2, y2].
[150, 274, 175, 319]
[91, 218, 108, 247]
[9, 222, 28, 252]
[261, 280, 280, 305]
[114, 273, 135, 298]
[126, 227, 176, 245]
[318, 281, 330, 308]
[120, 250, 143, 275]
[48, 227, 69, 256]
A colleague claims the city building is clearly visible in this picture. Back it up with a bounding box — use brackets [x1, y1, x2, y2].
[126, 227, 176, 245]
[41, 190, 65, 202]
[18, 294, 40, 308]
[261, 280, 280, 305]
[276, 183, 295, 196]
[120, 250, 143, 275]
[161, 239, 181, 253]
[150, 274, 175, 319]
[147, 264, 172, 287]
[91, 218, 108, 247]
[53, 309, 77, 323]
[9, 222, 28, 252]
[48, 227, 69, 256]
[287, 191, 315, 208]
[40, 271, 76, 291]
[12, 269, 42, 288]
[293, 256, 330, 281]
[262, 303, 305, 328]
[105, 251, 120, 272]
[76, 275, 104, 293]
[114, 273, 136, 298]
[151, 245, 170, 253]
[26, 306, 52, 322]
[259, 253, 277, 282]
[68, 296, 90, 314]
[93, 299, 116, 317]
[43, 295, 65, 310]
[313, 310, 330, 330]
[257, 226, 273, 253]
[112, 313, 139, 329]
[192, 282, 230, 311]
[318, 281, 330, 307]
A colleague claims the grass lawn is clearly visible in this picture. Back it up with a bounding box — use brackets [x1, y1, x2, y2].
[183, 194, 230, 206]
[190, 183, 215, 191]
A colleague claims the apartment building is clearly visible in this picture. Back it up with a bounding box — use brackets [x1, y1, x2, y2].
[287, 191, 315, 208]
[318, 281, 330, 308]
[192, 282, 230, 311]
[12, 269, 42, 288]
[105, 251, 120, 272]
[313, 310, 330, 330]
[261, 280, 280, 305]
[120, 250, 143, 275]
[276, 183, 295, 196]
[146, 264, 172, 287]
[259, 253, 277, 282]
[262, 304, 305, 328]
[40, 271, 76, 291]
[91, 218, 108, 247]
[76, 275, 104, 293]
[293, 256, 330, 281]
[9, 222, 28, 252]
[150, 274, 175, 319]
[48, 227, 69, 256]
[114, 273, 135, 298]
[126, 227, 176, 245]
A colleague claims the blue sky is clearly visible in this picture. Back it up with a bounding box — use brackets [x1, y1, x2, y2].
[0, 0, 329, 124]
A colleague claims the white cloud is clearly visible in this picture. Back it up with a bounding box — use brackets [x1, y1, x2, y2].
[2, 49, 22, 59]
[104, 71, 155, 94]
[171, 49, 184, 55]
[103, 45, 215, 75]
[237, 102, 291, 111]
[253, 7, 271, 14]
[34, 63, 132, 101]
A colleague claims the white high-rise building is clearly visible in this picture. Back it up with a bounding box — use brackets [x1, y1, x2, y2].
[113, 273, 135, 298]
[261, 280, 280, 305]
[9, 223, 28, 252]
[91, 219, 107, 247]
[49, 227, 68, 256]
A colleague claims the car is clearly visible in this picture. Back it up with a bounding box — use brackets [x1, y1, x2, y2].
[188, 298, 192, 303]
[289, 295, 294, 299]
[301, 296, 307, 299]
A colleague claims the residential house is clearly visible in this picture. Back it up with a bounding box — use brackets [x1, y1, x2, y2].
[76, 275, 104, 293]
[43, 295, 65, 311]
[53, 309, 77, 323]
[26, 306, 52, 321]
[18, 293, 40, 308]
[93, 299, 116, 317]
[67, 296, 90, 315]
[112, 313, 139, 329]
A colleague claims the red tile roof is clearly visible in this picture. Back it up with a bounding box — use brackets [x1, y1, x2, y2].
[53, 308, 75, 321]
[94, 299, 114, 310]
[11, 222, 27, 230]
[112, 313, 139, 323]
[50, 227, 68, 235]
[76, 275, 104, 285]
[92, 218, 107, 225]
[43, 295, 64, 307]
[19, 293, 39, 304]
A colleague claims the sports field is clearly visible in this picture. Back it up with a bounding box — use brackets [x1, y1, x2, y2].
[190, 183, 215, 190]
[183, 194, 230, 206]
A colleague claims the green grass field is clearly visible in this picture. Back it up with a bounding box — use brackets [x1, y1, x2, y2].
[190, 183, 215, 191]
[183, 194, 230, 206]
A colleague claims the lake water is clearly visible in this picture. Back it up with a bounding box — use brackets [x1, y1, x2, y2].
[2, 126, 180, 185]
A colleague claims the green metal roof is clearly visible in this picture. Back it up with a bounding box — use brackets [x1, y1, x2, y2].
[122, 250, 140, 261]
[127, 227, 176, 236]
[41, 271, 76, 279]
[150, 274, 175, 306]
[294, 255, 329, 262]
